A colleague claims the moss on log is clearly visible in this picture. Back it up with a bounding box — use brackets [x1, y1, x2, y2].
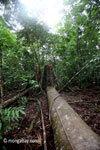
[47, 87, 100, 150]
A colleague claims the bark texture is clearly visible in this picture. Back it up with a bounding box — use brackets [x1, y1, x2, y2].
[47, 87, 100, 150]
[42, 64, 53, 90]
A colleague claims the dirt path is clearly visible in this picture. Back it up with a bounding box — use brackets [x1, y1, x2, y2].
[61, 86, 100, 136]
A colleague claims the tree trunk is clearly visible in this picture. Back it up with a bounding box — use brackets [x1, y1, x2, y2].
[47, 87, 100, 150]
[1, 86, 35, 108]
[42, 64, 54, 90]
[34, 65, 41, 83]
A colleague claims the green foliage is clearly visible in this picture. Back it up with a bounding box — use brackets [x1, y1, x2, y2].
[17, 16, 49, 46]
[20, 97, 28, 106]
[29, 80, 39, 88]
[49, 0, 100, 88]
[0, 0, 100, 93]
[0, 106, 25, 139]
[0, 15, 48, 92]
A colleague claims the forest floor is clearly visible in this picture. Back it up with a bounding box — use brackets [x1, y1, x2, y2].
[1, 92, 55, 150]
[61, 86, 100, 136]
[1, 86, 100, 150]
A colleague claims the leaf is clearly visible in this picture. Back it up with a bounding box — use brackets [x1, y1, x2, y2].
[7, 109, 11, 118]
[15, 110, 19, 118]
[14, 117, 19, 121]
[12, 110, 15, 119]
[11, 122, 20, 126]
[6, 126, 13, 132]
[29, 80, 36, 84]
[0, 136, 2, 140]
[35, 84, 39, 88]
[19, 106, 25, 110]
[19, 109, 26, 115]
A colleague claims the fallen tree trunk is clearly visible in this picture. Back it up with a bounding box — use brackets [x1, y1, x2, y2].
[2, 86, 34, 108]
[47, 87, 100, 150]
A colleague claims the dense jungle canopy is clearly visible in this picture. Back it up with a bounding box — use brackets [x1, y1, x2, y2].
[0, 0, 100, 97]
